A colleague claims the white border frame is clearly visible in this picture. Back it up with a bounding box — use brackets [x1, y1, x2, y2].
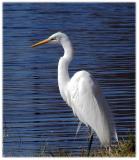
[1, 1, 138, 160]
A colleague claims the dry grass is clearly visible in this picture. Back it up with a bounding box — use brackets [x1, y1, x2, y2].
[38, 134, 135, 157]
[88, 136, 135, 157]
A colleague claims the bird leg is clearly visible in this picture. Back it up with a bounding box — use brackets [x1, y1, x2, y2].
[76, 121, 82, 136]
[87, 128, 94, 157]
[74, 121, 82, 140]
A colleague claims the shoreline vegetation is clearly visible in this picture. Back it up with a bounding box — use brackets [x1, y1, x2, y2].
[38, 134, 135, 157]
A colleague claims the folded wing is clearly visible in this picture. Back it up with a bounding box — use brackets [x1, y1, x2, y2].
[66, 70, 117, 146]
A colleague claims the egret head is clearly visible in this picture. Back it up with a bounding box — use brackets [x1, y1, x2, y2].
[32, 32, 69, 48]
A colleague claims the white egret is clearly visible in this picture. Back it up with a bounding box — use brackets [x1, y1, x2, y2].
[32, 32, 118, 156]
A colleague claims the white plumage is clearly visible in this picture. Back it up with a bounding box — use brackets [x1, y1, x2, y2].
[67, 70, 112, 145]
[32, 32, 118, 149]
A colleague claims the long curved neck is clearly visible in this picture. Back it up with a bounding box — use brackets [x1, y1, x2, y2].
[58, 39, 73, 98]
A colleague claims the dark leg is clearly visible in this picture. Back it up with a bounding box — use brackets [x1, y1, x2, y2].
[87, 128, 94, 157]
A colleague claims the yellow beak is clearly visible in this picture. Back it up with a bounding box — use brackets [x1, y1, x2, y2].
[32, 39, 49, 48]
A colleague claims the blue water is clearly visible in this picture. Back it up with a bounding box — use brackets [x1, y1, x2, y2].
[3, 3, 135, 157]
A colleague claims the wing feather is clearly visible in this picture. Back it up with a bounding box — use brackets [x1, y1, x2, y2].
[66, 70, 116, 146]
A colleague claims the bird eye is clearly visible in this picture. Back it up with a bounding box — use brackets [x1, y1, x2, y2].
[51, 37, 56, 41]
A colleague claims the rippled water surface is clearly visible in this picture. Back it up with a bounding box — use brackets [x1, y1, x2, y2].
[3, 3, 135, 156]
